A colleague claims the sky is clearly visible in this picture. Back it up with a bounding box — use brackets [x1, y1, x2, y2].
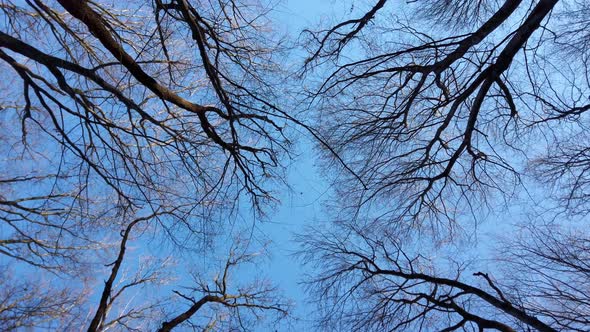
[237, 1, 350, 329]
[244, 2, 337, 329]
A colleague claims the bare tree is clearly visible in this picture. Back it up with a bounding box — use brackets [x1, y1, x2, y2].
[299, 222, 589, 331]
[159, 241, 290, 331]
[83, 210, 290, 332]
[1, 0, 291, 209]
[303, 0, 590, 231]
[497, 223, 590, 331]
[0, 268, 86, 330]
[300, 0, 590, 330]
[1, 0, 293, 329]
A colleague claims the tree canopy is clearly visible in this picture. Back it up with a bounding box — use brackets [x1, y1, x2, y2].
[1, 0, 590, 331]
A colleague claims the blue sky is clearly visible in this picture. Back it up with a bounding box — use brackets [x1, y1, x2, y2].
[242, 1, 346, 329]
[251, 3, 330, 329]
